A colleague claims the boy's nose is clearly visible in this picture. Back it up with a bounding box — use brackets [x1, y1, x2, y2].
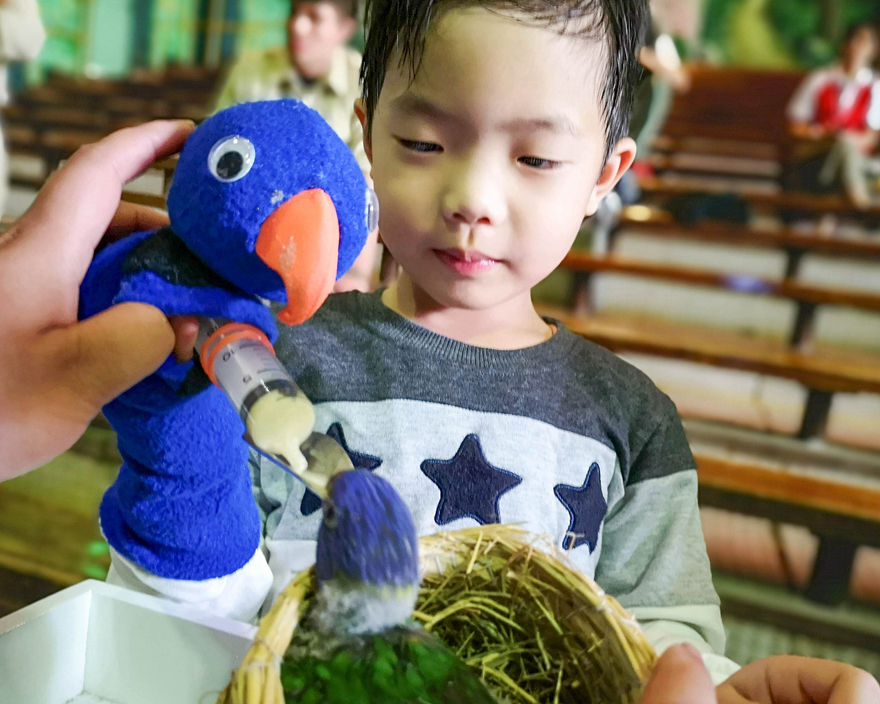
[441, 158, 507, 230]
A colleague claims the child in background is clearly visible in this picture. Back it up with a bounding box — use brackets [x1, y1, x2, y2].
[786, 23, 880, 208]
[99, 0, 879, 699]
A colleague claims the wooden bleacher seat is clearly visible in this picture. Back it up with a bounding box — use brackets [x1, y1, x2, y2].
[640, 66, 880, 221]
[695, 451, 880, 551]
[616, 206, 880, 265]
[644, 66, 798, 184]
[659, 65, 801, 148]
[639, 177, 880, 220]
[540, 305, 880, 433]
[3, 66, 221, 205]
[559, 248, 880, 349]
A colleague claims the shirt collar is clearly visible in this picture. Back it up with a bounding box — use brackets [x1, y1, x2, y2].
[325, 46, 351, 97]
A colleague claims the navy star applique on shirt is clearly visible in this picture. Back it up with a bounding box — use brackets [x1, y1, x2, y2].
[300, 422, 382, 515]
[421, 434, 522, 526]
[554, 462, 607, 553]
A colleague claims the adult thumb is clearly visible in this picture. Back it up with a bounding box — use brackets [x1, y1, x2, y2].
[55, 302, 176, 411]
[639, 645, 717, 704]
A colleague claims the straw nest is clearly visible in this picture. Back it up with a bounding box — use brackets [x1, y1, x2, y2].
[218, 525, 656, 704]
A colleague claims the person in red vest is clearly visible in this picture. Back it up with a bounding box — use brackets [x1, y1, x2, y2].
[786, 23, 880, 208]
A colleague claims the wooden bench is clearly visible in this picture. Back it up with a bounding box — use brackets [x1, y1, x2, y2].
[541, 306, 880, 437]
[638, 177, 880, 220]
[643, 66, 880, 221]
[696, 452, 880, 551]
[644, 66, 799, 186]
[560, 249, 880, 348]
[3, 67, 221, 199]
[615, 206, 880, 268]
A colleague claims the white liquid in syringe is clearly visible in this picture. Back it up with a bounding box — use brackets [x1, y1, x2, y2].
[197, 320, 315, 473]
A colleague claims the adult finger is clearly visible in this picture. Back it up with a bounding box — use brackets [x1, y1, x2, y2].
[44, 302, 176, 413]
[725, 657, 880, 704]
[14, 119, 193, 278]
[1, 302, 176, 475]
[640, 645, 717, 704]
[169, 315, 199, 362]
[100, 200, 170, 249]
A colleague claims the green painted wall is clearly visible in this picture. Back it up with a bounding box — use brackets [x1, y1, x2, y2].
[703, 0, 879, 68]
[32, 0, 293, 78]
[150, 0, 200, 67]
[30, 0, 83, 77]
[87, 0, 133, 76]
[32, 0, 873, 83]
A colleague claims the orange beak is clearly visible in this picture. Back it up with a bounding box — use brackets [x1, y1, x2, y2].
[255, 188, 339, 326]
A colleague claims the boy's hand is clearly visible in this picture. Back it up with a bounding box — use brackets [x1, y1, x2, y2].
[717, 656, 880, 704]
[0, 119, 194, 478]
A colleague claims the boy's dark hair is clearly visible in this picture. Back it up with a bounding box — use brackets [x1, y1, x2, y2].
[360, 0, 648, 161]
[292, 0, 360, 19]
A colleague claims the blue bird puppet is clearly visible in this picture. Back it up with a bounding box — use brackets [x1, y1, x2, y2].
[281, 470, 498, 704]
[78, 100, 373, 582]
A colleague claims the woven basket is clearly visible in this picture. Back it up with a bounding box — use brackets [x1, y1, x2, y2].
[218, 525, 656, 704]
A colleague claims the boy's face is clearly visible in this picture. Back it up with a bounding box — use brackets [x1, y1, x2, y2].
[287, 1, 355, 80]
[360, 8, 634, 314]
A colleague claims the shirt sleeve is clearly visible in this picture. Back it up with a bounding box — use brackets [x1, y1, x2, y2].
[594, 401, 740, 685]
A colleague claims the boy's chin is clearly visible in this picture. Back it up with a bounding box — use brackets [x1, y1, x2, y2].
[424, 279, 532, 313]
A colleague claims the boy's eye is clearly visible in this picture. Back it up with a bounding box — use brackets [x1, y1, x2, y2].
[397, 138, 442, 153]
[519, 156, 560, 170]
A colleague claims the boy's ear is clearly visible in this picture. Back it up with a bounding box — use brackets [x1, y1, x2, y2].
[354, 98, 373, 163]
[584, 137, 637, 217]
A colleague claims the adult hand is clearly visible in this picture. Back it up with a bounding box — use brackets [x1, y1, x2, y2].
[639, 644, 718, 704]
[717, 655, 880, 704]
[0, 119, 195, 478]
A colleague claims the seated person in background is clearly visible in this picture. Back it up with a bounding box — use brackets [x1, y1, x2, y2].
[785, 23, 880, 209]
[215, 0, 379, 290]
[630, 23, 691, 172]
[614, 4, 690, 206]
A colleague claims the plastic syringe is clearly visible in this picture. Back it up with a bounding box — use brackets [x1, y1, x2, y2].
[196, 317, 315, 475]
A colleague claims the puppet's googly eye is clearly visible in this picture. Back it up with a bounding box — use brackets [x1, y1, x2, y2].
[208, 136, 255, 182]
[365, 188, 379, 232]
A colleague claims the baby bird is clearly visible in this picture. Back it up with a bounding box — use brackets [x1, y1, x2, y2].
[281, 470, 498, 704]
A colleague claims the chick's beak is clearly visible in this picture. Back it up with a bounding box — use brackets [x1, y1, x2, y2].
[255, 188, 339, 325]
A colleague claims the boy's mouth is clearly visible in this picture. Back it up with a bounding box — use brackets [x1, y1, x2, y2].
[434, 248, 499, 276]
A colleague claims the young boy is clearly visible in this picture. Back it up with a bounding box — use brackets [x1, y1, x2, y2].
[99, 0, 878, 699]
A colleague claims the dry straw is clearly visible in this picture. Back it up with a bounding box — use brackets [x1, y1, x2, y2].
[219, 525, 656, 704]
